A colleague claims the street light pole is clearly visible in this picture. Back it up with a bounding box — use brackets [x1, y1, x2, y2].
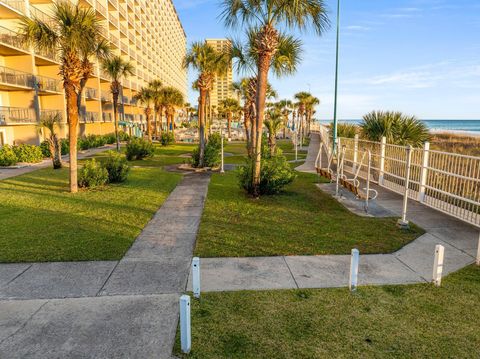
[332, 0, 341, 154]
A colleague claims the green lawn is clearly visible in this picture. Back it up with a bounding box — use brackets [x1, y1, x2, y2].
[194, 170, 422, 257]
[0, 163, 181, 263]
[175, 265, 480, 358]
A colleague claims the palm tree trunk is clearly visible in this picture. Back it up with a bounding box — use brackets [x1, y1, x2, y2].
[269, 132, 275, 156]
[66, 85, 79, 193]
[198, 88, 207, 167]
[53, 135, 62, 169]
[227, 112, 232, 139]
[113, 92, 120, 151]
[153, 110, 158, 139]
[253, 55, 271, 197]
[145, 108, 151, 141]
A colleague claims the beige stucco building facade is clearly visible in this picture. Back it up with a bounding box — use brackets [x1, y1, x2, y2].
[0, 0, 186, 145]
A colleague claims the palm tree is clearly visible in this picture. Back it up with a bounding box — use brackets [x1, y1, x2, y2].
[101, 55, 134, 151]
[219, 98, 241, 139]
[276, 99, 292, 138]
[305, 95, 320, 134]
[183, 41, 229, 167]
[134, 87, 154, 140]
[265, 109, 283, 156]
[19, 1, 105, 192]
[149, 79, 163, 137]
[294, 91, 311, 145]
[38, 112, 63, 169]
[227, 24, 312, 196]
[160, 86, 184, 135]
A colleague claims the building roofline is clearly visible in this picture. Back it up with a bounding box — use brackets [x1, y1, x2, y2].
[169, 0, 187, 40]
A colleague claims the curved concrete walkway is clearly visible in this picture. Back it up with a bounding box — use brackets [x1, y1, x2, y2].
[187, 133, 479, 292]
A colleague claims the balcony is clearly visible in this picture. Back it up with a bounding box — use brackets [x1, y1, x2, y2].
[109, 33, 119, 48]
[85, 87, 98, 100]
[95, 0, 107, 18]
[80, 111, 100, 123]
[108, 15, 119, 29]
[118, 4, 126, 19]
[103, 112, 113, 122]
[34, 47, 60, 65]
[0, 106, 36, 125]
[108, 0, 118, 10]
[120, 23, 127, 37]
[0, 0, 26, 16]
[120, 41, 128, 55]
[0, 26, 29, 55]
[36, 75, 62, 94]
[101, 89, 111, 102]
[0, 66, 34, 90]
[40, 109, 64, 122]
[30, 6, 55, 27]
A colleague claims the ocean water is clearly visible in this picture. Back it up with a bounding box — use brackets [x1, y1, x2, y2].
[318, 119, 480, 134]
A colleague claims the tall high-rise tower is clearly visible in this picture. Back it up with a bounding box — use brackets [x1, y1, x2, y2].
[205, 39, 233, 111]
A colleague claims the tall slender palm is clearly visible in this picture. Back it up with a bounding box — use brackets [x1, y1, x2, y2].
[102, 55, 134, 151]
[265, 109, 283, 156]
[149, 79, 163, 137]
[160, 86, 184, 135]
[19, 1, 105, 192]
[134, 87, 154, 140]
[183, 41, 229, 167]
[219, 98, 241, 139]
[222, 0, 329, 195]
[294, 91, 311, 146]
[38, 112, 63, 169]
[305, 95, 320, 134]
[276, 99, 292, 138]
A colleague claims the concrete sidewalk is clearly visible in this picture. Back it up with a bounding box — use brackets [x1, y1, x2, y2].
[187, 133, 478, 292]
[0, 172, 211, 358]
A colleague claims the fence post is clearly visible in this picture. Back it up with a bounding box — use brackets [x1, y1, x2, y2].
[378, 136, 386, 185]
[352, 134, 359, 173]
[180, 295, 191, 353]
[192, 257, 200, 299]
[397, 145, 412, 229]
[349, 249, 359, 291]
[418, 141, 430, 202]
[220, 134, 225, 173]
[433, 245, 445, 287]
[476, 233, 480, 266]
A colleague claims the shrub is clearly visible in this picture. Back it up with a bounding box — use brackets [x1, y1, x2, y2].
[60, 139, 69, 155]
[40, 140, 51, 157]
[330, 122, 358, 139]
[104, 133, 116, 145]
[13, 144, 44, 163]
[78, 159, 108, 189]
[360, 111, 430, 147]
[125, 137, 154, 160]
[160, 132, 175, 146]
[104, 151, 130, 183]
[191, 133, 222, 168]
[238, 155, 296, 195]
[118, 131, 131, 141]
[0, 145, 18, 166]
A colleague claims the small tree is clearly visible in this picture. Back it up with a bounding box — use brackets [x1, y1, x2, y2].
[265, 110, 283, 156]
[149, 79, 163, 137]
[219, 98, 241, 139]
[102, 55, 134, 151]
[134, 87, 154, 141]
[38, 113, 63, 169]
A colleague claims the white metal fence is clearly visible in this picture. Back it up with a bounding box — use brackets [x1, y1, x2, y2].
[317, 126, 480, 228]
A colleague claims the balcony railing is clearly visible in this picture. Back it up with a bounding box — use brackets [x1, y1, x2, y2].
[108, 0, 118, 9]
[120, 41, 128, 54]
[40, 109, 64, 122]
[1, 0, 25, 14]
[103, 112, 113, 122]
[0, 66, 34, 88]
[30, 6, 55, 26]
[0, 106, 36, 124]
[120, 23, 127, 37]
[85, 87, 98, 99]
[118, 5, 126, 18]
[95, 0, 107, 18]
[109, 33, 119, 47]
[36, 75, 62, 93]
[109, 15, 119, 28]
[101, 89, 111, 102]
[0, 26, 29, 52]
[81, 111, 100, 123]
[35, 47, 60, 63]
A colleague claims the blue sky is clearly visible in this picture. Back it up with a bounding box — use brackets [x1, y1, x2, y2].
[174, 0, 480, 120]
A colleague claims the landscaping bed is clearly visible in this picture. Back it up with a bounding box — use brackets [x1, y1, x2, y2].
[174, 265, 480, 358]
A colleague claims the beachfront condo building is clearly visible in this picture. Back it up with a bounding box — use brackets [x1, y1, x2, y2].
[0, 0, 187, 146]
[205, 39, 233, 111]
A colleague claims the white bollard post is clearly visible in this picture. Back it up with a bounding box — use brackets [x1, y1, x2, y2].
[180, 295, 191, 353]
[220, 134, 225, 173]
[432, 245, 445, 287]
[352, 134, 359, 173]
[295, 130, 298, 162]
[476, 233, 480, 266]
[192, 257, 200, 299]
[397, 145, 412, 229]
[349, 249, 359, 291]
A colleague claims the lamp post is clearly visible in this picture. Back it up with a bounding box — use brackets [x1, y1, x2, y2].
[332, 0, 341, 154]
[220, 127, 225, 173]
